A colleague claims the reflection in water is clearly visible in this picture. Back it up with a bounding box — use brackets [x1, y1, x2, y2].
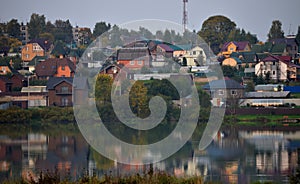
[0, 128, 299, 183]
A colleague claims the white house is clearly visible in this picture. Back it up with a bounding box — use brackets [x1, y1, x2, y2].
[180, 46, 207, 66]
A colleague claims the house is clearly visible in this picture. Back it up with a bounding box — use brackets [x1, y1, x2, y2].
[221, 41, 251, 56]
[156, 43, 174, 58]
[117, 47, 150, 69]
[269, 36, 299, 59]
[173, 44, 192, 58]
[255, 55, 300, 82]
[0, 74, 26, 92]
[20, 23, 29, 45]
[99, 63, 127, 80]
[203, 78, 245, 107]
[180, 46, 207, 66]
[0, 76, 12, 92]
[21, 38, 52, 62]
[46, 77, 73, 107]
[27, 56, 46, 73]
[35, 58, 76, 79]
[47, 77, 89, 107]
[0, 61, 13, 75]
[252, 42, 288, 60]
[221, 57, 242, 68]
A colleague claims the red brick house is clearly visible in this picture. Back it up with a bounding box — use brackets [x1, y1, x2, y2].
[99, 63, 127, 80]
[47, 77, 88, 107]
[117, 47, 150, 69]
[0, 76, 12, 92]
[35, 58, 76, 79]
[46, 77, 73, 106]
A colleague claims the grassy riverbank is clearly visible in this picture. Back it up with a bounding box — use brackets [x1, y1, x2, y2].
[223, 114, 300, 128]
[2, 170, 204, 184]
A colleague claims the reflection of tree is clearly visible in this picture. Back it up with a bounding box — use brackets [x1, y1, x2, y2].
[90, 147, 114, 171]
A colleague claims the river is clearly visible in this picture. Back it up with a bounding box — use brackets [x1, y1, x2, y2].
[0, 125, 299, 183]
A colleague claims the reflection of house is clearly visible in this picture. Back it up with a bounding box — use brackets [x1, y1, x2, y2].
[180, 46, 207, 66]
[35, 58, 76, 79]
[255, 55, 300, 82]
[21, 38, 52, 62]
[117, 47, 150, 69]
[203, 78, 245, 106]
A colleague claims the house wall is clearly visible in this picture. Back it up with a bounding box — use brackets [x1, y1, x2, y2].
[118, 60, 145, 69]
[55, 65, 73, 77]
[21, 43, 45, 62]
[11, 75, 24, 90]
[0, 66, 12, 75]
[255, 61, 288, 81]
[0, 80, 7, 92]
[227, 43, 237, 53]
[222, 58, 238, 67]
[48, 82, 72, 106]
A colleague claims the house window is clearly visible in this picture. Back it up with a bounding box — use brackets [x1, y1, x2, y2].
[199, 51, 203, 55]
[130, 61, 135, 65]
[273, 71, 276, 75]
[193, 51, 197, 55]
[137, 61, 143, 65]
[273, 61, 276, 65]
[26, 54, 29, 59]
[230, 48, 234, 51]
[62, 66, 65, 71]
[231, 90, 237, 95]
[26, 46, 29, 51]
[61, 97, 69, 106]
[61, 86, 69, 93]
[219, 90, 224, 95]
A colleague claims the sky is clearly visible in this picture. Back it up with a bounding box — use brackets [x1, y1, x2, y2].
[0, 0, 300, 41]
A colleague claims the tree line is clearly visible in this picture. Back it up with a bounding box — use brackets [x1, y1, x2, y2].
[1, 13, 299, 56]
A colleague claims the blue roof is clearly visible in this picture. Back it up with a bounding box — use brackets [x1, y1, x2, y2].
[284, 86, 300, 93]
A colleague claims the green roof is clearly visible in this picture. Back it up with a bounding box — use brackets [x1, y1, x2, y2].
[28, 56, 46, 66]
[176, 44, 193, 51]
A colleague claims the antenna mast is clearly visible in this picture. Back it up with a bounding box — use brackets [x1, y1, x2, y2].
[182, 0, 188, 31]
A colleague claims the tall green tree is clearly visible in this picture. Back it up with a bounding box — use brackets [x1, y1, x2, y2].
[129, 81, 149, 118]
[198, 15, 236, 54]
[53, 19, 73, 43]
[93, 21, 111, 38]
[163, 29, 172, 43]
[268, 20, 284, 41]
[28, 13, 46, 39]
[7, 19, 21, 39]
[95, 74, 113, 104]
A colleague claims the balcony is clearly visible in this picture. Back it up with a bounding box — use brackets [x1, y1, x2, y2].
[56, 90, 72, 95]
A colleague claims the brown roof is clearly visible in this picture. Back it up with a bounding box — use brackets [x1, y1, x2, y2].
[117, 47, 150, 61]
[35, 58, 76, 78]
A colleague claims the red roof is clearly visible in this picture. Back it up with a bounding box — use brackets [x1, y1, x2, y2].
[35, 58, 76, 78]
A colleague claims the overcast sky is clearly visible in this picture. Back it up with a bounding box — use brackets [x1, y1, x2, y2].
[0, 0, 300, 41]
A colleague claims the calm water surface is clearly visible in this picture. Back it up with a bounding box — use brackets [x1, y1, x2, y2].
[0, 126, 299, 183]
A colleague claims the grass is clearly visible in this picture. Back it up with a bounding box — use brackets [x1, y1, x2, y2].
[2, 170, 204, 184]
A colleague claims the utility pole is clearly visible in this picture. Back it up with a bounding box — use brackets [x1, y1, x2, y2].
[182, 0, 188, 32]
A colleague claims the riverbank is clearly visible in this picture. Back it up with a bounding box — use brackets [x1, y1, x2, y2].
[2, 170, 204, 184]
